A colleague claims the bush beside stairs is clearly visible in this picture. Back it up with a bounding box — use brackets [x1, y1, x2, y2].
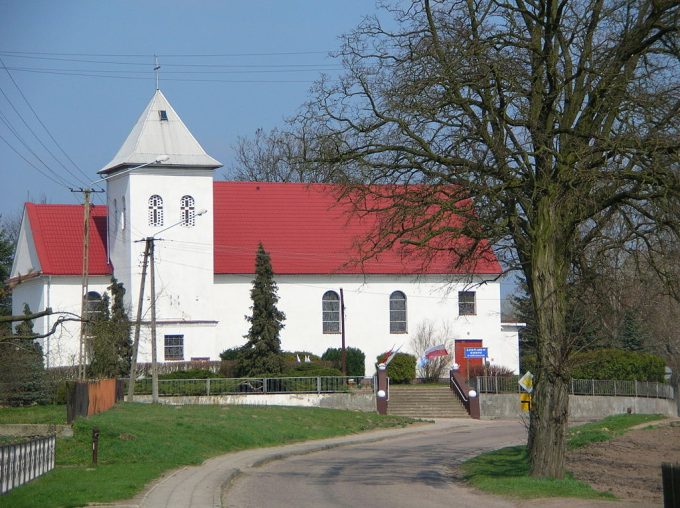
[387, 385, 470, 418]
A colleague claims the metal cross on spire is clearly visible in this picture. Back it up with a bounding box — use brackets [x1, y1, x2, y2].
[154, 54, 160, 90]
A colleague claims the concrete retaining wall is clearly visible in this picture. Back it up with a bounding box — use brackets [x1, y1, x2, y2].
[133, 392, 376, 412]
[480, 393, 678, 420]
[0, 424, 72, 438]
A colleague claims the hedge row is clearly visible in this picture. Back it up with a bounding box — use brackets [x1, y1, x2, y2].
[523, 349, 665, 382]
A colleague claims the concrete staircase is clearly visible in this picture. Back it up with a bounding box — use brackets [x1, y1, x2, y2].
[387, 385, 470, 419]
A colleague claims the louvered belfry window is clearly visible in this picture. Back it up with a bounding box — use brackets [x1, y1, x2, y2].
[181, 195, 195, 226]
[148, 195, 164, 226]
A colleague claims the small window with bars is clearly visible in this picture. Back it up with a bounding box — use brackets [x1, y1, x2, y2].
[148, 195, 163, 227]
[164, 334, 184, 361]
[180, 195, 195, 227]
[458, 291, 476, 316]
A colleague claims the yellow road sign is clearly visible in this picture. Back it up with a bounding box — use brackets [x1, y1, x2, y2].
[520, 392, 532, 412]
[518, 371, 534, 393]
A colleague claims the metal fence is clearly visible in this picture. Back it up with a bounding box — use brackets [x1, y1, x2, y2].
[473, 376, 675, 399]
[0, 435, 56, 495]
[124, 376, 372, 397]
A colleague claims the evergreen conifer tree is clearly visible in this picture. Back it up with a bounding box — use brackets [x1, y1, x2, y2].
[236, 244, 285, 376]
[89, 278, 132, 378]
[618, 311, 646, 352]
[0, 304, 48, 406]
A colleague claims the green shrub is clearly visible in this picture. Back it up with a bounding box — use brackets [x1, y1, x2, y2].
[281, 363, 343, 377]
[219, 347, 241, 361]
[522, 350, 665, 382]
[159, 369, 220, 380]
[570, 349, 665, 382]
[322, 347, 366, 377]
[377, 352, 416, 384]
[468, 363, 515, 378]
[219, 360, 237, 378]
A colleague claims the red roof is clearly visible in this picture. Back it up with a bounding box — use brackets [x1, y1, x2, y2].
[213, 182, 500, 275]
[26, 203, 112, 276]
[25, 183, 501, 276]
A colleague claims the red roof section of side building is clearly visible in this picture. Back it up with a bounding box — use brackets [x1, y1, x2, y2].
[213, 182, 501, 275]
[26, 203, 112, 276]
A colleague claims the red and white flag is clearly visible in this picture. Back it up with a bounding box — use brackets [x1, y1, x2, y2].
[424, 343, 448, 360]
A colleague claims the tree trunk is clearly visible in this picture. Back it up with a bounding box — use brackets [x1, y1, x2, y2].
[526, 200, 571, 478]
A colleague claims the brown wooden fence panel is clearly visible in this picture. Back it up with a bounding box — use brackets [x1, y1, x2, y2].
[87, 379, 116, 417]
[67, 379, 120, 423]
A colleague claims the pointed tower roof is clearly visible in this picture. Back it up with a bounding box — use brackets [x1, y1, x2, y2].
[99, 89, 222, 174]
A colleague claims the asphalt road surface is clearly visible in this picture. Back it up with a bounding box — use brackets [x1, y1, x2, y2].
[224, 419, 527, 508]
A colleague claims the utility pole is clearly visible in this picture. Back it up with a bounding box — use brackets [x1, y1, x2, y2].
[71, 187, 104, 380]
[127, 238, 151, 401]
[127, 237, 160, 403]
[149, 239, 159, 403]
[340, 288, 346, 376]
[126, 210, 207, 402]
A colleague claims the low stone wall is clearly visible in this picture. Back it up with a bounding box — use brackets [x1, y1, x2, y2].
[132, 392, 376, 412]
[480, 393, 678, 420]
[0, 424, 73, 438]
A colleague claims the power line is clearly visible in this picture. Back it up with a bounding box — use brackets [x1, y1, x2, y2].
[5, 68, 315, 84]
[0, 57, 91, 184]
[0, 132, 70, 188]
[0, 106, 73, 188]
[0, 50, 330, 57]
[4, 65, 341, 75]
[0, 55, 334, 68]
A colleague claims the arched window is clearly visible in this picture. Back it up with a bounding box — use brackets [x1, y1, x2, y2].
[322, 291, 340, 334]
[148, 195, 163, 226]
[84, 291, 103, 335]
[180, 195, 195, 227]
[113, 199, 118, 231]
[390, 291, 407, 333]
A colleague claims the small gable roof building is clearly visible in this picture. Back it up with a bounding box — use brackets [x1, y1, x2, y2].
[10, 90, 520, 376]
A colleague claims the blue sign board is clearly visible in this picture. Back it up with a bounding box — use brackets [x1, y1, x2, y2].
[464, 347, 488, 359]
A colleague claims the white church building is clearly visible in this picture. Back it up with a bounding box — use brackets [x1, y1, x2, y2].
[9, 90, 520, 377]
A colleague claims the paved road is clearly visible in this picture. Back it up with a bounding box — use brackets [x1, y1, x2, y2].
[101, 418, 652, 508]
[224, 418, 525, 508]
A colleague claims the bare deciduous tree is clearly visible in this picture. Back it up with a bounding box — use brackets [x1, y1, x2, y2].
[411, 320, 453, 381]
[294, 0, 680, 477]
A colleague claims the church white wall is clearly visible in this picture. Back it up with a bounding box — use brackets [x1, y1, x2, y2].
[12, 275, 111, 368]
[107, 168, 215, 326]
[13, 273, 517, 377]
[208, 274, 517, 376]
[10, 209, 41, 277]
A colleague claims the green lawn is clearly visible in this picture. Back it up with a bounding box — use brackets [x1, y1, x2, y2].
[2, 403, 413, 507]
[0, 404, 67, 424]
[461, 413, 665, 500]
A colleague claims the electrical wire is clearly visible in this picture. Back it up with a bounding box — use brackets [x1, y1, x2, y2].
[0, 57, 92, 184]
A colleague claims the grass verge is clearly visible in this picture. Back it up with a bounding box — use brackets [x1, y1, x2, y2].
[0, 404, 67, 424]
[461, 413, 665, 500]
[2, 403, 413, 507]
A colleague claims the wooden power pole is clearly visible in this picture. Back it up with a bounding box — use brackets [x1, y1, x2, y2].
[126, 237, 159, 403]
[71, 187, 103, 380]
[340, 288, 346, 376]
[127, 238, 151, 401]
[149, 239, 159, 403]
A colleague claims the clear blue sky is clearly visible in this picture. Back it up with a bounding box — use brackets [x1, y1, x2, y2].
[0, 0, 519, 301]
[0, 0, 382, 217]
